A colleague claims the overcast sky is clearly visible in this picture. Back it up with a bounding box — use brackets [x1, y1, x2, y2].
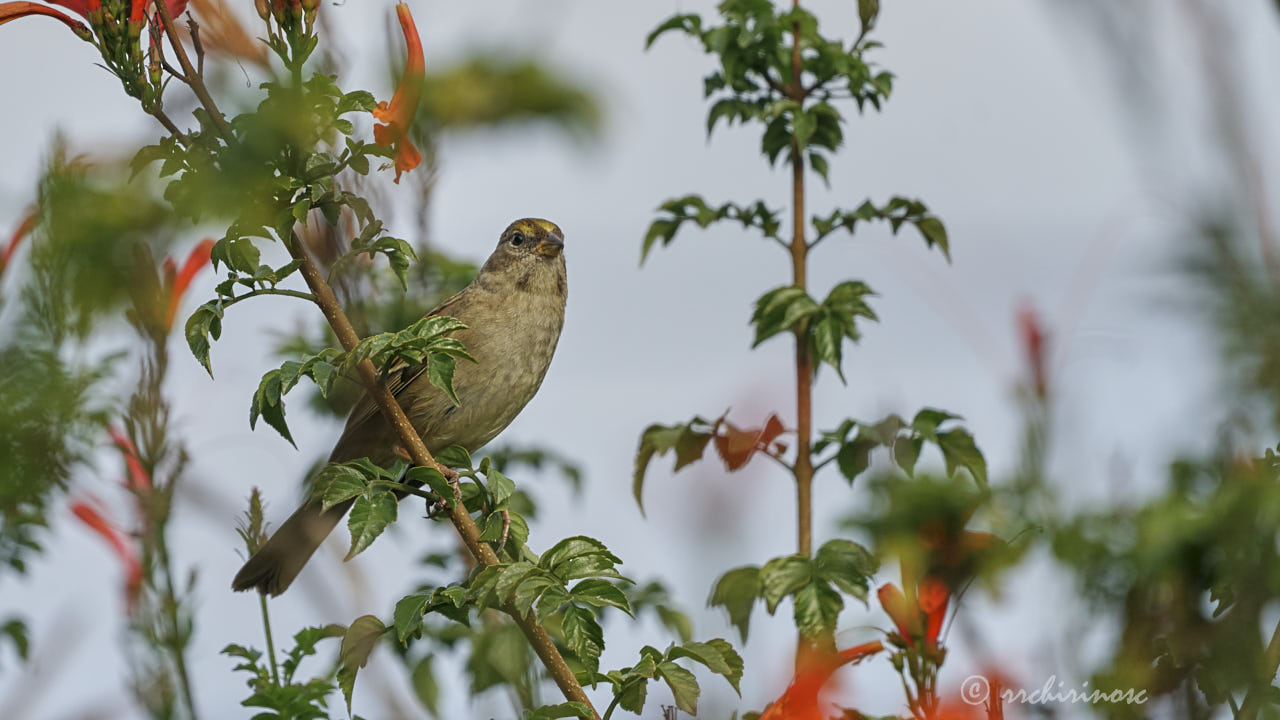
[4, 0, 1280, 718]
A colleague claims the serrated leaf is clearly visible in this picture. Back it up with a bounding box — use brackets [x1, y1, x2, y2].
[393, 591, 431, 644]
[792, 580, 842, 640]
[759, 555, 811, 613]
[937, 428, 987, 488]
[317, 463, 369, 511]
[669, 639, 744, 694]
[337, 615, 387, 714]
[570, 579, 634, 616]
[657, 661, 700, 715]
[561, 604, 604, 675]
[345, 492, 397, 560]
[708, 566, 760, 642]
[814, 539, 877, 601]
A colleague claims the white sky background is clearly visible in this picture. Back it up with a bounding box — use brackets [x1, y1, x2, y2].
[3, 0, 1280, 718]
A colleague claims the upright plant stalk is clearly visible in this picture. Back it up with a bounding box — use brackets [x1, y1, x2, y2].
[148, 6, 597, 715]
[788, 0, 814, 564]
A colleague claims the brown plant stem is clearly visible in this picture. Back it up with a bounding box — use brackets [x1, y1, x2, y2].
[788, 0, 813, 562]
[282, 233, 597, 715]
[151, 0, 232, 139]
[148, 8, 597, 714]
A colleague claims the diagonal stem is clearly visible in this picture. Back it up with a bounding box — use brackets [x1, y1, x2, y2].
[148, 7, 599, 716]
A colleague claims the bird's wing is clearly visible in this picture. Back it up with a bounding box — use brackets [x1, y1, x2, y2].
[337, 287, 470, 440]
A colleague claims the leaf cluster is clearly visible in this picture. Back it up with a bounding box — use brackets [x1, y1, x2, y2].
[709, 539, 878, 642]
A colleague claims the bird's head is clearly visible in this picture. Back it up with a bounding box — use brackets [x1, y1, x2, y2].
[480, 218, 566, 289]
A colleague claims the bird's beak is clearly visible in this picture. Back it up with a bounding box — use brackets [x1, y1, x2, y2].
[534, 234, 564, 257]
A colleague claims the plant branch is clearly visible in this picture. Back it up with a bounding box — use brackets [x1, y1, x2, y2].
[281, 231, 599, 717]
[789, 0, 814, 563]
[152, 0, 233, 139]
[148, 7, 597, 711]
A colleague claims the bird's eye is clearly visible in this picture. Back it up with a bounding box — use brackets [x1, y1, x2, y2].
[510, 232, 525, 246]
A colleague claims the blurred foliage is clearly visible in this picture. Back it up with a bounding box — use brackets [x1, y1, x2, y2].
[416, 57, 600, 137]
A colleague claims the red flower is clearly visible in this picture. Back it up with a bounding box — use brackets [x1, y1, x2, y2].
[0, 1, 89, 36]
[918, 575, 950, 648]
[1016, 302, 1048, 398]
[878, 582, 922, 648]
[70, 497, 143, 611]
[162, 238, 213, 331]
[0, 209, 36, 278]
[373, 2, 423, 184]
[128, 0, 188, 26]
[759, 641, 884, 720]
[108, 426, 151, 493]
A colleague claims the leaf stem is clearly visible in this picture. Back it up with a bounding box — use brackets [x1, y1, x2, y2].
[258, 593, 280, 686]
[219, 287, 317, 309]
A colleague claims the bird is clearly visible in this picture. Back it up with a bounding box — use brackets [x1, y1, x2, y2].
[232, 218, 567, 596]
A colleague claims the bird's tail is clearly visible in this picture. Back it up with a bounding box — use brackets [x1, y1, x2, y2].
[231, 498, 353, 596]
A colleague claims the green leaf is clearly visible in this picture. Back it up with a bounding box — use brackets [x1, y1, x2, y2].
[434, 444, 472, 470]
[540, 536, 621, 577]
[1, 619, 28, 662]
[814, 539, 878, 601]
[526, 702, 593, 720]
[759, 555, 811, 614]
[656, 661, 700, 715]
[184, 303, 222, 377]
[632, 418, 714, 514]
[406, 466, 456, 509]
[668, 639, 744, 695]
[316, 463, 369, 511]
[645, 13, 701, 48]
[345, 491, 397, 560]
[937, 428, 988, 487]
[570, 579, 634, 617]
[424, 353, 459, 406]
[337, 615, 388, 715]
[393, 591, 431, 644]
[485, 467, 515, 507]
[708, 566, 760, 641]
[792, 580, 843, 640]
[561, 604, 605, 675]
[249, 369, 295, 447]
[914, 216, 950, 261]
[911, 407, 960, 441]
[836, 434, 878, 483]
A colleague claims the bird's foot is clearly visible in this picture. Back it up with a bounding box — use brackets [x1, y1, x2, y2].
[443, 466, 462, 504]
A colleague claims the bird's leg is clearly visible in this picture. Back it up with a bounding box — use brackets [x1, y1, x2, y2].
[496, 509, 511, 555]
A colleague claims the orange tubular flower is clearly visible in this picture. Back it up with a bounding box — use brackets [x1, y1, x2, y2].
[877, 582, 921, 647]
[759, 641, 885, 720]
[0, 1, 90, 36]
[70, 497, 143, 610]
[918, 575, 950, 648]
[163, 238, 213, 331]
[108, 426, 152, 493]
[373, 2, 423, 183]
[0, 210, 36, 278]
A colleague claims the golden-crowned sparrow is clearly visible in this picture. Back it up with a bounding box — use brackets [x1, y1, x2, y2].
[233, 218, 567, 595]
